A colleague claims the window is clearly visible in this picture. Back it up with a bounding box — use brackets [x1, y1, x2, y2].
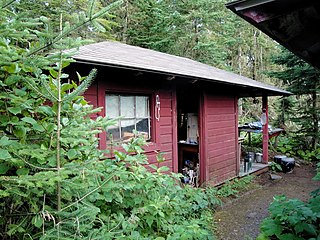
[106, 94, 151, 143]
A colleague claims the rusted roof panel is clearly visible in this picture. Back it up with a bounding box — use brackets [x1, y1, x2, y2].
[73, 41, 290, 96]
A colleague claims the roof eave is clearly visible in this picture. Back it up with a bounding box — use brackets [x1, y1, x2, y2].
[74, 58, 292, 97]
[226, 0, 320, 69]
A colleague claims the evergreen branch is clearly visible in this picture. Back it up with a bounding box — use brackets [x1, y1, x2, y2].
[40, 77, 59, 102]
[12, 152, 58, 171]
[24, 77, 48, 99]
[1, 0, 15, 9]
[91, 1, 123, 20]
[88, 0, 96, 19]
[56, 15, 63, 218]
[24, 77, 58, 102]
[24, 0, 123, 58]
[63, 69, 97, 102]
[60, 174, 115, 212]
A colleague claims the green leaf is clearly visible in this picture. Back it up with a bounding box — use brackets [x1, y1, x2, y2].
[6, 223, 25, 236]
[0, 136, 11, 146]
[294, 222, 317, 236]
[60, 73, 69, 79]
[8, 106, 22, 115]
[0, 189, 10, 197]
[32, 215, 43, 228]
[279, 233, 304, 240]
[146, 216, 154, 228]
[46, 123, 56, 133]
[37, 106, 54, 116]
[22, 117, 37, 125]
[5, 75, 20, 85]
[0, 163, 10, 174]
[14, 88, 27, 96]
[260, 218, 282, 236]
[0, 149, 11, 159]
[49, 69, 58, 78]
[32, 123, 45, 132]
[62, 118, 69, 126]
[67, 149, 77, 160]
[61, 83, 74, 92]
[2, 63, 20, 73]
[13, 126, 27, 138]
[157, 166, 169, 173]
[16, 168, 29, 176]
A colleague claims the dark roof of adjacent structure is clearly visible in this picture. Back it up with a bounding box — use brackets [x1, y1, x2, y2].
[226, 0, 320, 69]
[73, 41, 291, 96]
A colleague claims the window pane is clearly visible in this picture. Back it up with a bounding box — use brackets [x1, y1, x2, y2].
[105, 94, 151, 143]
[136, 118, 150, 140]
[136, 96, 149, 118]
[121, 119, 135, 141]
[107, 124, 120, 142]
[120, 96, 134, 118]
[106, 95, 119, 118]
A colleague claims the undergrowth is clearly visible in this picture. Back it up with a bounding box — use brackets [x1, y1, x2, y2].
[212, 175, 255, 199]
[258, 163, 320, 240]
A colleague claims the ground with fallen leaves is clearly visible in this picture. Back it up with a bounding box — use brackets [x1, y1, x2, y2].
[214, 163, 319, 240]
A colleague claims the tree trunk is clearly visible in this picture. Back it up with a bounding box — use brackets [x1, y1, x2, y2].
[311, 89, 319, 149]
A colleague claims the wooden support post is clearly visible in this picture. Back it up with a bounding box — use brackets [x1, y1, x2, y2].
[262, 94, 269, 163]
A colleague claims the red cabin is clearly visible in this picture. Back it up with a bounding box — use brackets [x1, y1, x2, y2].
[73, 41, 290, 186]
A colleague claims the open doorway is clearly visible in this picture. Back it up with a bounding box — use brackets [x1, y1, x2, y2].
[177, 85, 200, 187]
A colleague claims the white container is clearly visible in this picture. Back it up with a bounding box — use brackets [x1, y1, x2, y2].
[255, 153, 262, 163]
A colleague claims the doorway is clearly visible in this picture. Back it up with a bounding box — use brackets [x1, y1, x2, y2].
[176, 85, 201, 187]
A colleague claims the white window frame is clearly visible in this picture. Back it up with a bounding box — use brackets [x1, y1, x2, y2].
[105, 93, 151, 143]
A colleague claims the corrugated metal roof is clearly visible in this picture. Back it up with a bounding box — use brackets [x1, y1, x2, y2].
[73, 41, 291, 96]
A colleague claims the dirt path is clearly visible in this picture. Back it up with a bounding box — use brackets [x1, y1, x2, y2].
[214, 164, 320, 240]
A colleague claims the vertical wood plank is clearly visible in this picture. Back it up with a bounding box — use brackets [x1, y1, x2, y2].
[171, 84, 179, 173]
[262, 94, 269, 163]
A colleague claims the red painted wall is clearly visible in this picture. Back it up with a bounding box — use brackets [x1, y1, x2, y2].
[83, 68, 176, 172]
[203, 93, 238, 185]
[79, 64, 240, 186]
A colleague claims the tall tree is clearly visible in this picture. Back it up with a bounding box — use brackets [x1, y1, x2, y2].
[270, 48, 320, 149]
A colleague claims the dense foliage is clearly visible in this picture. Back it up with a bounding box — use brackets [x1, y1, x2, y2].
[0, 1, 220, 239]
[270, 49, 320, 151]
[275, 136, 320, 162]
[110, 0, 281, 78]
[258, 167, 320, 240]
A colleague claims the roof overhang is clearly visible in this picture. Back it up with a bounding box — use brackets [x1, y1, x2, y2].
[73, 41, 291, 97]
[226, 0, 320, 69]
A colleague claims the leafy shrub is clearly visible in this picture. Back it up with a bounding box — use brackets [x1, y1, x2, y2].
[216, 176, 254, 198]
[0, 2, 219, 239]
[258, 164, 320, 240]
[269, 162, 282, 172]
[277, 136, 320, 162]
[257, 193, 320, 240]
[242, 133, 263, 149]
[1, 134, 220, 239]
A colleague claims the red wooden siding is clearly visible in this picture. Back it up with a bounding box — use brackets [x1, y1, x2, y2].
[204, 94, 238, 185]
[83, 71, 176, 172]
[84, 82, 98, 116]
[80, 64, 241, 186]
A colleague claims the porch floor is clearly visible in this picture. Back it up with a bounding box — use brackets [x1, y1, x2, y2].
[239, 162, 270, 177]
